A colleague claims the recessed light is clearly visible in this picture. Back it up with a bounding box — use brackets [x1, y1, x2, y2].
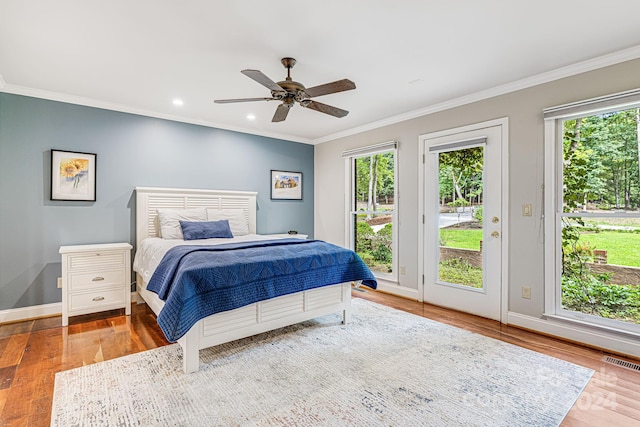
[247, 114, 256, 121]
[172, 99, 184, 106]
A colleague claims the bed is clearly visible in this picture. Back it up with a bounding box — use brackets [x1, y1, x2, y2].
[133, 187, 376, 373]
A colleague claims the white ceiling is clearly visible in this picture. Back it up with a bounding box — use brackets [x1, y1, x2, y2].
[2, 1, 640, 144]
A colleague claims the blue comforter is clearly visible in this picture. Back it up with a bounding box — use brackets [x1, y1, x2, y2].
[147, 239, 377, 341]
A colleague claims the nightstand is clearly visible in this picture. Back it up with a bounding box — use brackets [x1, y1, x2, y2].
[59, 242, 133, 326]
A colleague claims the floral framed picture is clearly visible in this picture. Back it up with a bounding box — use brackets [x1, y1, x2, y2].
[51, 149, 97, 201]
[271, 170, 302, 200]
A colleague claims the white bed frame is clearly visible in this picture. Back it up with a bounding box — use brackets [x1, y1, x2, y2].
[135, 187, 352, 373]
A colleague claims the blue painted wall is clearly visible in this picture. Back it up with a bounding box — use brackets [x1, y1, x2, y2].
[0, 93, 314, 310]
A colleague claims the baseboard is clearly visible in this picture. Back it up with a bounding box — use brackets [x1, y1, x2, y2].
[507, 311, 640, 358]
[0, 302, 62, 324]
[374, 279, 420, 300]
[0, 292, 141, 324]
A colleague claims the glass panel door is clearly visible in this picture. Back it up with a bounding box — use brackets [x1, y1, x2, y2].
[423, 121, 504, 321]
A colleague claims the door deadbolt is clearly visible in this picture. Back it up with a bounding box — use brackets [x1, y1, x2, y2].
[492, 217, 499, 223]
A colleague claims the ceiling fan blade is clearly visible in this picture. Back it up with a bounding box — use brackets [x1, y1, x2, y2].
[272, 104, 291, 122]
[304, 79, 356, 98]
[241, 69, 285, 93]
[303, 100, 349, 118]
[214, 97, 275, 104]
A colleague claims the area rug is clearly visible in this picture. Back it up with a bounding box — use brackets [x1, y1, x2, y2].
[51, 299, 593, 426]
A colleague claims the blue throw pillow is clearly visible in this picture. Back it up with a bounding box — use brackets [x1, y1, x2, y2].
[179, 220, 233, 240]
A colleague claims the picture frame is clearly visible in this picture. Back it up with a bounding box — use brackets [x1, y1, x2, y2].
[271, 170, 302, 200]
[51, 149, 97, 201]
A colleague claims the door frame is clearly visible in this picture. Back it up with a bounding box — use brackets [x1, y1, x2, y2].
[417, 117, 509, 323]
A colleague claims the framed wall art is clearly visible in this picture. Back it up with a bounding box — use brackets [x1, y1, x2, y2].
[271, 170, 302, 200]
[51, 149, 97, 201]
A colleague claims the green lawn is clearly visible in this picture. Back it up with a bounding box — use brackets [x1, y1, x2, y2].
[441, 228, 640, 268]
[439, 229, 483, 250]
[583, 218, 640, 228]
[439, 227, 640, 323]
[578, 231, 640, 267]
[439, 258, 483, 288]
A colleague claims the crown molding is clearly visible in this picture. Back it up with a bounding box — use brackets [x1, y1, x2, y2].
[0, 83, 313, 145]
[313, 44, 640, 144]
[2, 45, 640, 146]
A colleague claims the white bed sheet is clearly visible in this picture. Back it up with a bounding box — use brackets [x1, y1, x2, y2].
[132, 234, 292, 287]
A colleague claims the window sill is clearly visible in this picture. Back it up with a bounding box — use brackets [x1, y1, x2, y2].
[542, 312, 640, 340]
[508, 311, 640, 357]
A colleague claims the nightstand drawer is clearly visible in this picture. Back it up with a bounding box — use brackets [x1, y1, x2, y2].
[69, 269, 125, 291]
[68, 251, 126, 271]
[68, 288, 126, 312]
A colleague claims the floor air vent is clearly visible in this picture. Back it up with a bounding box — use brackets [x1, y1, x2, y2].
[602, 356, 640, 372]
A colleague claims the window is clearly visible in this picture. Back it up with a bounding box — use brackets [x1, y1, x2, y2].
[343, 142, 397, 280]
[544, 90, 640, 335]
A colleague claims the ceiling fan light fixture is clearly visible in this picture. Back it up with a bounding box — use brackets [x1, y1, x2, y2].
[214, 57, 356, 122]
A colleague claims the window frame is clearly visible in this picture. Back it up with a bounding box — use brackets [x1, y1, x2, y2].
[544, 89, 640, 336]
[343, 142, 398, 282]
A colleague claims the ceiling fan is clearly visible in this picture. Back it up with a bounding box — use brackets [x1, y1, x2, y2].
[214, 57, 356, 122]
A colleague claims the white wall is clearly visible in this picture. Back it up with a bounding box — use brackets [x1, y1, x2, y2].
[315, 58, 640, 320]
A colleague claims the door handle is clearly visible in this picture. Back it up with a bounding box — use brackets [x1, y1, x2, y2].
[491, 231, 500, 238]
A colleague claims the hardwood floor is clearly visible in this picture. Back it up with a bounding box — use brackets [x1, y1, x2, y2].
[0, 304, 169, 427]
[1, 290, 639, 426]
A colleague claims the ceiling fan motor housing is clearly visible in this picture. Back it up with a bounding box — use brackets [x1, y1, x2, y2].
[277, 80, 306, 99]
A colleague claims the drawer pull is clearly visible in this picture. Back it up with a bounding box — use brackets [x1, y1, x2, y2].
[92, 296, 105, 302]
[92, 276, 105, 281]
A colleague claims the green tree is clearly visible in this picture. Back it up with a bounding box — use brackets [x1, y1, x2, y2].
[438, 146, 484, 207]
[355, 156, 371, 209]
[565, 109, 640, 210]
[355, 152, 395, 212]
[376, 153, 395, 205]
[563, 118, 591, 211]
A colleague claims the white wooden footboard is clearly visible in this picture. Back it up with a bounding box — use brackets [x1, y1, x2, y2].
[177, 282, 352, 373]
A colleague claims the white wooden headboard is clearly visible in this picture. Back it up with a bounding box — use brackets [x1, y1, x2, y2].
[135, 187, 258, 248]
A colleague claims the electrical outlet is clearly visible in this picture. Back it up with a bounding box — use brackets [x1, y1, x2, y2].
[522, 286, 531, 299]
[400, 266, 406, 275]
[57, 277, 62, 288]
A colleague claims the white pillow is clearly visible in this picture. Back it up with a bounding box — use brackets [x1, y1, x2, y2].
[206, 209, 249, 236]
[157, 208, 207, 239]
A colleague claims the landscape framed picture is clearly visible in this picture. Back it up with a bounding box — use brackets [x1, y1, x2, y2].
[51, 149, 97, 201]
[271, 170, 302, 200]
